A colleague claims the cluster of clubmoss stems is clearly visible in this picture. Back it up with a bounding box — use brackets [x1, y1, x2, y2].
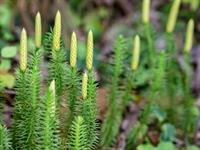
[125, 22, 157, 149]
[182, 52, 195, 141]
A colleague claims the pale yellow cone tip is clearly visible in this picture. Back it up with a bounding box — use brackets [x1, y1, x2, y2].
[142, 0, 150, 24]
[166, 0, 181, 33]
[72, 31, 76, 37]
[49, 80, 56, 115]
[22, 28, 26, 33]
[86, 30, 93, 70]
[36, 12, 41, 18]
[82, 72, 88, 100]
[70, 31, 77, 68]
[184, 19, 194, 53]
[131, 35, 140, 71]
[56, 10, 61, 18]
[35, 12, 42, 48]
[52, 10, 61, 51]
[20, 28, 27, 71]
[49, 80, 56, 95]
[89, 30, 92, 35]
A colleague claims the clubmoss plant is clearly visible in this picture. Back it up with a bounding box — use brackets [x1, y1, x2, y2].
[139, 51, 167, 129]
[182, 19, 197, 140]
[48, 11, 67, 103]
[0, 125, 12, 150]
[68, 116, 89, 150]
[125, 36, 166, 150]
[12, 13, 43, 149]
[101, 35, 126, 147]
[65, 32, 81, 136]
[37, 80, 61, 150]
[122, 35, 140, 106]
[165, 0, 180, 60]
[82, 72, 98, 149]
[12, 28, 30, 149]
[82, 31, 99, 148]
[24, 12, 42, 149]
[164, 0, 183, 123]
[142, 0, 156, 68]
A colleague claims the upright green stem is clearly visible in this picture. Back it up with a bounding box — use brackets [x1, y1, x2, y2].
[65, 67, 80, 138]
[26, 48, 41, 150]
[82, 70, 98, 149]
[12, 70, 29, 150]
[144, 23, 155, 67]
[165, 33, 181, 124]
[101, 35, 126, 147]
[182, 53, 195, 144]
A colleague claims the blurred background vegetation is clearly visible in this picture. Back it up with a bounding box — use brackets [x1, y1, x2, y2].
[0, 0, 199, 89]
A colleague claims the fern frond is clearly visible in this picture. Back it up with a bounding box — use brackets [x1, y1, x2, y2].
[101, 35, 126, 147]
[68, 116, 89, 150]
[37, 80, 61, 150]
[0, 125, 12, 150]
